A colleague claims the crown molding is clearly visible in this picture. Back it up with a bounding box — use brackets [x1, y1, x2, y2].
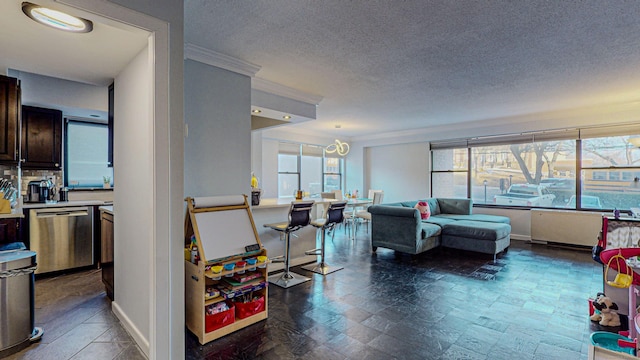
[184, 43, 261, 77]
[252, 77, 323, 105]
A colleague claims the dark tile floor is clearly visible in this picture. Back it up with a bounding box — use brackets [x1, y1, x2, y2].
[4, 229, 610, 360]
[5, 269, 146, 360]
[187, 229, 607, 360]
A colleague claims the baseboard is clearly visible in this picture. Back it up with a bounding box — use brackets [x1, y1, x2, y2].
[510, 234, 530, 241]
[112, 301, 150, 358]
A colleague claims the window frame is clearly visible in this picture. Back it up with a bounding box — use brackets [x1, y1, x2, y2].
[64, 118, 113, 189]
[430, 125, 640, 211]
[277, 142, 344, 198]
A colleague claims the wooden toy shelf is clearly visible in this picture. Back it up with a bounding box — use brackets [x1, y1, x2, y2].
[184, 195, 268, 345]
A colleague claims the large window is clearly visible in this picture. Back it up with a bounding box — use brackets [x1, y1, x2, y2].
[431, 127, 640, 211]
[65, 119, 113, 188]
[431, 148, 468, 198]
[277, 142, 343, 198]
[581, 136, 640, 210]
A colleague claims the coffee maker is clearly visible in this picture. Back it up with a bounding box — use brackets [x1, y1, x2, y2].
[27, 180, 53, 203]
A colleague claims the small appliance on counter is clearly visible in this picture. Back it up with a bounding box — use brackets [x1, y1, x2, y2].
[58, 187, 68, 202]
[26, 180, 55, 203]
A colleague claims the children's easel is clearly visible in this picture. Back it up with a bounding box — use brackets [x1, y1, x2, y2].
[184, 195, 263, 263]
[184, 195, 268, 345]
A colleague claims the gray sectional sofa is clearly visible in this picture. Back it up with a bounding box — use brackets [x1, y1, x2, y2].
[369, 198, 511, 260]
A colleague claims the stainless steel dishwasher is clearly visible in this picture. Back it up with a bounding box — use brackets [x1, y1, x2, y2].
[29, 206, 94, 274]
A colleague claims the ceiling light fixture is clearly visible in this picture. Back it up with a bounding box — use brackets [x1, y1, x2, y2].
[251, 109, 262, 114]
[22, 2, 93, 33]
[283, 115, 291, 120]
[326, 139, 350, 156]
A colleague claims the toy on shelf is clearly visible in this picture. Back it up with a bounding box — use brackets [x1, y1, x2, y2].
[599, 248, 640, 288]
[592, 294, 622, 327]
[590, 331, 636, 356]
[590, 292, 606, 322]
[605, 250, 634, 288]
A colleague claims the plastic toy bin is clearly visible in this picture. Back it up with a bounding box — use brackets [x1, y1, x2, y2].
[235, 297, 265, 319]
[205, 302, 235, 333]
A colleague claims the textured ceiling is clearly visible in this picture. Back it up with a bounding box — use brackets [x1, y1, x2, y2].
[185, 0, 640, 138]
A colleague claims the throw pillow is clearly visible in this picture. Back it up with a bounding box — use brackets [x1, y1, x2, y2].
[415, 201, 431, 220]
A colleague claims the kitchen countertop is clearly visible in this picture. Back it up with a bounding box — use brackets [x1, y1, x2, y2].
[21, 200, 110, 209]
[99, 205, 113, 215]
[252, 197, 333, 210]
[0, 209, 25, 219]
[251, 197, 371, 210]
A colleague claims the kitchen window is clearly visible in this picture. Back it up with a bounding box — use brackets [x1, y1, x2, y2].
[64, 119, 113, 188]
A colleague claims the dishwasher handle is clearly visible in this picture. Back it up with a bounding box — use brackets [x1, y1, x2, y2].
[34, 207, 90, 218]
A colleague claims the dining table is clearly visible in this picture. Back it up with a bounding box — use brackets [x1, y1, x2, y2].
[343, 197, 373, 239]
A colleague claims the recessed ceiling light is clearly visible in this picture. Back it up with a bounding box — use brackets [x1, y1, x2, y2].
[251, 109, 262, 114]
[283, 115, 291, 120]
[22, 2, 93, 33]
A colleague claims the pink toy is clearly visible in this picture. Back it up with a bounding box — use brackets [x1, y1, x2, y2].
[415, 201, 431, 220]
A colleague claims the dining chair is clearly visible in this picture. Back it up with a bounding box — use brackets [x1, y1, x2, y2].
[367, 189, 383, 200]
[355, 191, 384, 233]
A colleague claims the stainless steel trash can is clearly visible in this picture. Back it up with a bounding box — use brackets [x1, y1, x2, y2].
[0, 250, 37, 356]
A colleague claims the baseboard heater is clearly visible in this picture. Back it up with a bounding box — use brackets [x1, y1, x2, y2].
[530, 209, 603, 247]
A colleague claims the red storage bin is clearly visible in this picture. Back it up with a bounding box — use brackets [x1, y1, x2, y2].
[235, 296, 265, 319]
[205, 302, 235, 332]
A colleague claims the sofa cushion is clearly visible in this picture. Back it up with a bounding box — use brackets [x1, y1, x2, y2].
[442, 220, 511, 241]
[383, 202, 405, 207]
[421, 222, 441, 239]
[399, 201, 418, 208]
[423, 215, 458, 227]
[437, 198, 472, 215]
[435, 214, 510, 224]
[426, 198, 440, 215]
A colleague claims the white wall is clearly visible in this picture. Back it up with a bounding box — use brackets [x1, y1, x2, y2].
[364, 142, 430, 203]
[257, 137, 279, 198]
[113, 44, 153, 352]
[184, 60, 251, 197]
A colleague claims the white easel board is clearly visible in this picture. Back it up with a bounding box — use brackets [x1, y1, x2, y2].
[185, 195, 262, 263]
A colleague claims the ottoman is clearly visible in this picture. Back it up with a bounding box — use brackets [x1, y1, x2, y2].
[441, 220, 511, 261]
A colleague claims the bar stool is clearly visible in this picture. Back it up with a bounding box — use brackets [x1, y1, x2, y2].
[302, 200, 347, 275]
[263, 200, 314, 288]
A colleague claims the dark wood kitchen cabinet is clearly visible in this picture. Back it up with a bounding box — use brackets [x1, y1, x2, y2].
[0, 217, 20, 245]
[21, 105, 62, 169]
[0, 75, 20, 164]
[101, 210, 114, 300]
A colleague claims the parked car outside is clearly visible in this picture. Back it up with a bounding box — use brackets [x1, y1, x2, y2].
[493, 183, 556, 207]
[566, 195, 603, 209]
